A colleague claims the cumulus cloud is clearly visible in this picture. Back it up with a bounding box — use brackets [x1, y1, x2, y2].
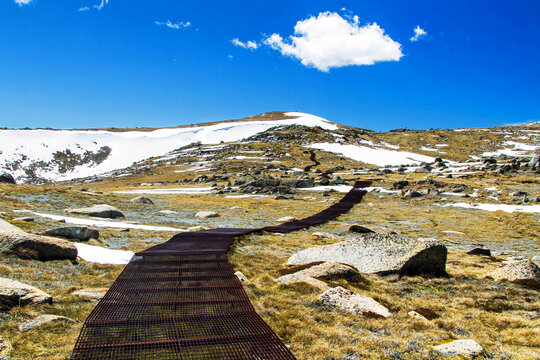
[231, 38, 259, 50]
[410, 26, 427, 41]
[263, 11, 403, 72]
[14, 0, 32, 5]
[155, 20, 191, 30]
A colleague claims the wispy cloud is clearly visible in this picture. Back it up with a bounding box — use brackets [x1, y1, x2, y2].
[78, 6, 90, 12]
[262, 11, 402, 72]
[93, 0, 109, 10]
[14, 0, 32, 6]
[155, 20, 191, 30]
[231, 38, 259, 50]
[410, 25, 427, 42]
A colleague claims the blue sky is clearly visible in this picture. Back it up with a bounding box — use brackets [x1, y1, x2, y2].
[1, 0, 539, 131]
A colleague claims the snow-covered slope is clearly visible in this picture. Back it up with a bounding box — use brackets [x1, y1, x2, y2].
[0, 112, 336, 183]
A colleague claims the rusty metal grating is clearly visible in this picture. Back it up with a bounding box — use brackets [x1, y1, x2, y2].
[71, 181, 370, 359]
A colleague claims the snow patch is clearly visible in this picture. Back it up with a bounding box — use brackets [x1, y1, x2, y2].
[309, 143, 435, 166]
[74, 243, 134, 265]
[442, 203, 540, 214]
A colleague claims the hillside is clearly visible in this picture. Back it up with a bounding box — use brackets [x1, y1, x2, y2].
[0, 112, 539, 359]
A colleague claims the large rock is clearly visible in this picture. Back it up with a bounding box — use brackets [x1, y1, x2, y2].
[0, 219, 77, 260]
[432, 339, 484, 358]
[489, 260, 540, 288]
[44, 227, 99, 242]
[287, 233, 447, 275]
[130, 196, 154, 205]
[0, 173, 16, 184]
[319, 286, 391, 318]
[0, 219, 23, 233]
[67, 204, 125, 219]
[72, 288, 108, 301]
[18, 314, 75, 332]
[0, 278, 52, 307]
[276, 262, 359, 290]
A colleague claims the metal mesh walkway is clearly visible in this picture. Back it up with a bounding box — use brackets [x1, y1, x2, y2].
[71, 181, 370, 359]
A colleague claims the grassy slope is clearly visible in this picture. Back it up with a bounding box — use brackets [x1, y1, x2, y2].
[0, 123, 538, 359]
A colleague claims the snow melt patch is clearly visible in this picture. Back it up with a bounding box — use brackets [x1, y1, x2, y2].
[0, 112, 337, 183]
[442, 203, 540, 214]
[309, 143, 435, 166]
[74, 243, 134, 265]
[13, 210, 184, 232]
[115, 187, 213, 195]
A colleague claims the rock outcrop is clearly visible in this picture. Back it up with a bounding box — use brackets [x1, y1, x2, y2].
[319, 286, 391, 318]
[0, 220, 77, 260]
[67, 204, 125, 219]
[489, 260, 540, 288]
[18, 314, 75, 332]
[0, 173, 16, 184]
[0, 278, 52, 307]
[287, 233, 447, 275]
[44, 227, 99, 242]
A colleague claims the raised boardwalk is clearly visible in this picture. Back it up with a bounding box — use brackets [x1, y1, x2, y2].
[71, 181, 370, 359]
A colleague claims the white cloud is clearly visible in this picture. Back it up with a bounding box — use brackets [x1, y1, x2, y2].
[14, 0, 32, 5]
[410, 25, 427, 42]
[263, 11, 403, 72]
[78, 6, 90, 11]
[231, 38, 259, 50]
[93, 0, 109, 10]
[156, 20, 191, 30]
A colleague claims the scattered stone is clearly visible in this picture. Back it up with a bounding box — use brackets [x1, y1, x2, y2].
[287, 234, 447, 275]
[529, 154, 539, 169]
[159, 210, 178, 215]
[408, 310, 429, 321]
[72, 288, 108, 301]
[348, 225, 375, 234]
[467, 248, 491, 256]
[414, 307, 440, 320]
[12, 217, 34, 223]
[319, 286, 391, 318]
[44, 227, 99, 242]
[130, 196, 154, 205]
[432, 339, 484, 358]
[187, 226, 207, 231]
[392, 180, 409, 190]
[312, 232, 337, 240]
[403, 190, 423, 198]
[277, 274, 329, 290]
[489, 260, 540, 288]
[18, 314, 75, 332]
[195, 211, 219, 219]
[67, 204, 125, 219]
[0, 336, 12, 357]
[0, 173, 16, 184]
[0, 278, 52, 307]
[234, 271, 249, 284]
[277, 216, 295, 222]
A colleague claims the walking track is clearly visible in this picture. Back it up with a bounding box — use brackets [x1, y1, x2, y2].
[71, 181, 371, 359]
